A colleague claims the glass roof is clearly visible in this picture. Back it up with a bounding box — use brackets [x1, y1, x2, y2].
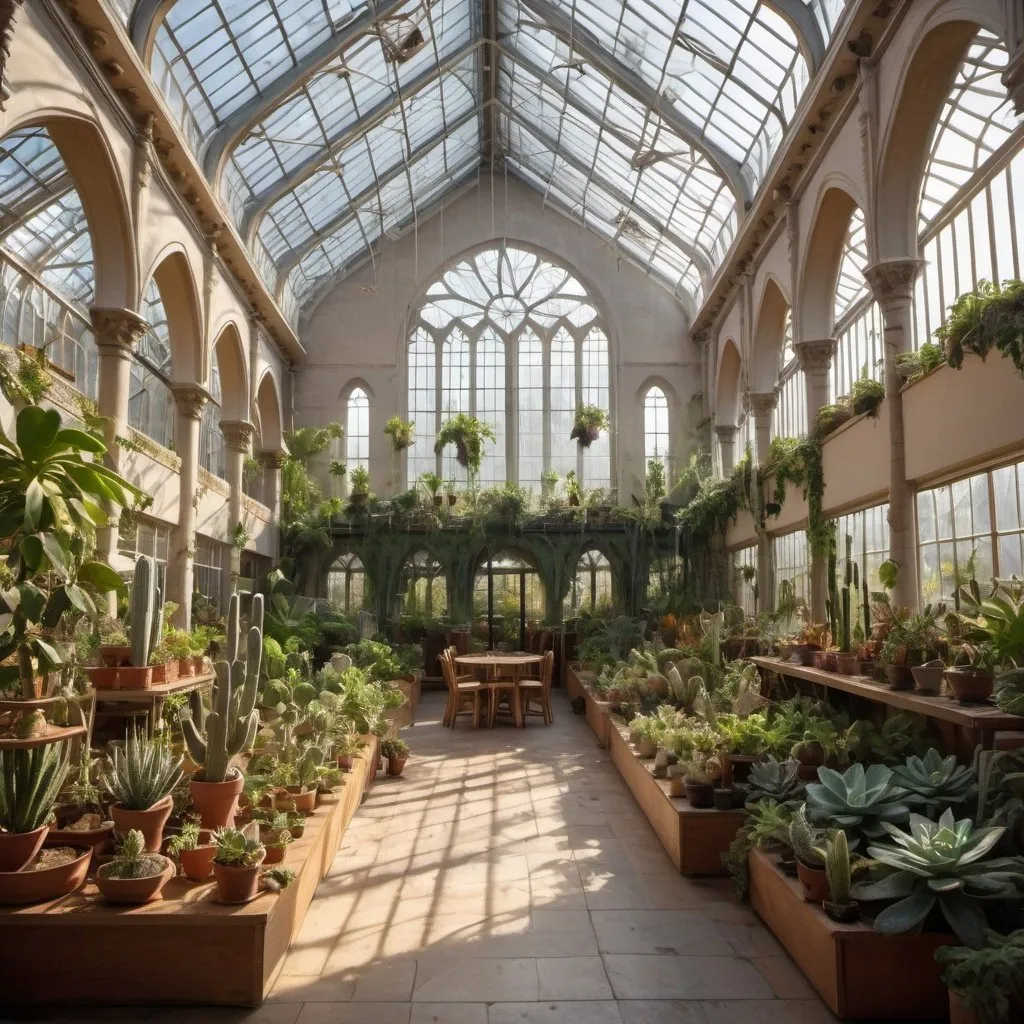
[135, 1, 848, 322]
[834, 205, 868, 325]
[0, 127, 95, 307]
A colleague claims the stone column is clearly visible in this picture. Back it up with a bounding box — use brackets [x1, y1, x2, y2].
[221, 420, 255, 596]
[261, 450, 287, 526]
[749, 391, 778, 614]
[90, 307, 149, 611]
[167, 384, 208, 630]
[716, 424, 738, 476]
[794, 339, 836, 623]
[865, 258, 926, 611]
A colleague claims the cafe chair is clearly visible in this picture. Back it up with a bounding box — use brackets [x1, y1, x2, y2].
[439, 649, 481, 729]
[518, 649, 555, 725]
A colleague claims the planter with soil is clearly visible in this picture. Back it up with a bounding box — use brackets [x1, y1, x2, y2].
[0, 824, 49, 873]
[833, 652, 859, 675]
[96, 854, 175, 904]
[944, 667, 994, 704]
[883, 664, 915, 690]
[684, 781, 714, 808]
[117, 666, 154, 690]
[84, 666, 119, 688]
[109, 795, 173, 853]
[0, 846, 91, 905]
[386, 756, 407, 777]
[98, 644, 132, 668]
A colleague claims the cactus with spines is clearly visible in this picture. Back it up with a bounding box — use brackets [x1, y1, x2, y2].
[181, 592, 264, 783]
[862, 577, 872, 640]
[699, 610, 724, 667]
[130, 555, 159, 667]
[841, 536, 853, 654]
[825, 828, 852, 904]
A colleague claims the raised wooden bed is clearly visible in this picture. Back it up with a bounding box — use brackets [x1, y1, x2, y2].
[0, 743, 374, 1007]
[748, 848, 950, 1019]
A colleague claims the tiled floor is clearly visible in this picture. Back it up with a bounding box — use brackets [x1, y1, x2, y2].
[16, 691, 836, 1024]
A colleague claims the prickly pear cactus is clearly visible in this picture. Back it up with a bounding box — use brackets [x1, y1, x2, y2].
[330, 653, 352, 673]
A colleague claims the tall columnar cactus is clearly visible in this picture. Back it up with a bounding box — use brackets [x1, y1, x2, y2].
[182, 592, 263, 782]
[130, 555, 156, 667]
[825, 829, 852, 903]
[863, 577, 872, 639]
[827, 534, 839, 647]
[699, 610, 724, 667]
[841, 535, 853, 654]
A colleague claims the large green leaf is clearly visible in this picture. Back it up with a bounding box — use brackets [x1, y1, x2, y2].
[39, 532, 67, 575]
[873, 888, 935, 935]
[16, 406, 60, 463]
[939, 889, 989, 948]
[78, 561, 126, 594]
[55, 428, 106, 455]
[17, 582, 45, 624]
[24, 478, 43, 532]
[17, 536, 43, 573]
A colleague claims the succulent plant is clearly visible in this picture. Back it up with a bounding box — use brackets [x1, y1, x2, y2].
[853, 810, 1024, 948]
[825, 829, 853, 904]
[891, 748, 977, 816]
[746, 756, 805, 808]
[788, 803, 825, 866]
[212, 825, 265, 867]
[806, 763, 910, 839]
[102, 730, 182, 811]
[0, 744, 69, 834]
[105, 828, 165, 879]
[667, 666, 705, 709]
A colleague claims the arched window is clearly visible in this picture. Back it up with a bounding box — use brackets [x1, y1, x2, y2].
[199, 359, 226, 478]
[130, 280, 175, 449]
[408, 244, 611, 492]
[643, 386, 670, 478]
[565, 549, 612, 616]
[346, 387, 369, 474]
[327, 553, 365, 615]
[399, 551, 447, 620]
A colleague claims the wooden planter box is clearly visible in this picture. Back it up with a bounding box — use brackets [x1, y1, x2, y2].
[583, 687, 613, 747]
[748, 849, 950, 1019]
[565, 663, 585, 701]
[0, 743, 374, 1007]
[607, 716, 744, 876]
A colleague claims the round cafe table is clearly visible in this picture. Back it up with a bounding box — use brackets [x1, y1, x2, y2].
[454, 653, 543, 728]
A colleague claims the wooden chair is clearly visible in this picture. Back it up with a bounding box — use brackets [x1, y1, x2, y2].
[439, 650, 481, 729]
[518, 650, 555, 725]
[485, 676, 523, 728]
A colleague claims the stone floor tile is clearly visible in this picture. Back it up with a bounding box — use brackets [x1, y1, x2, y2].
[699, 1000, 839, 1024]
[536, 956, 613, 1000]
[602, 955, 774, 1000]
[349, 958, 418, 1001]
[617, 1002, 710, 1024]
[412, 956, 539, 1002]
[590, 910, 733, 956]
[487, 1003, 624, 1024]
[296, 1003, 412, 1024]
[752, 956, 821, 1000]
[268, 972, 356, 1002]
[410, 1005, 488, 1024]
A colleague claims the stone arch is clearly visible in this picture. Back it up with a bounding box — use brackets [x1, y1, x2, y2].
[751, 277, 791, 392]
[338, 376, 375, 402]
[4, 112, 136, 309]
[799, 185, 860, 341]
[212, 321, 249, 422]
[254, 369, 284, 453]
[146, 249, 203, 383]
[715, 338, 743, 428]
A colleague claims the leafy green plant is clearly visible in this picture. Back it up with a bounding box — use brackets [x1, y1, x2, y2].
[434, 414, 497, 478]
[381, 738, 409, 760]
[896, 341, 946, 384]
[349, 465, 370, 495]
[723, 797, 794, 897]
[814, 401, 852, 439]
[891, 748, 977, 817]
[384, 417, 414, 451]
[806, 763, 910, 839]
[852, 810, 1024, 948]
[166, 819, 203, 859]
[0, 744, 69, 833]
[936, 929, 1024, 1023]
[102, 730, 183, 811]
[955, 579, 1024, 666]
[420, 472, 443, 499]
[645, 457, 667, 503]
[570, 403, 610, 447]
[850, 370, 885, 417]
[995, 668, 1024, 716]
[936, 278, 1024, 378]
[212, 826, 265, 867]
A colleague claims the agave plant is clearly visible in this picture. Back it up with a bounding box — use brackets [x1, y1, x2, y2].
[852, 810, 1024, 948]
[102, 730, 183, 811]
[746, 756, 805, 808]
[891, 748, 977, 817]
[0, 745, 69, 834]
[806, 762, 910, 839]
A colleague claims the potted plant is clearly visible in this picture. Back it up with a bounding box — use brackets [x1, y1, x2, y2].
[336, 733, 362, 771]
[850, 370, 885, 417]
[275, 745, 324, 813]
[683, 757, 715, 808]
[349, 465, 370, 506]
[936, 930, 1024, 1024]
[95, 828, 175, 904]
[181, 592, 262, 828]
[0, 744, 69, 872]
[880, 608, 942, 690]
[788, 804, 828, 903]
[444, 479, 458, 507]
[212, 825, 266, 904]
[165, 627, 194, 678]
[945, 641, 1000, 704]
[434, 413, 496, 482]
[51, 752, 113, 860]
[822, 828, 859, 922]
[166, 818, 216, 882]
[420, 471, 444, 508]
[540, 468, 559, 499]
[384, 416, 415, 452]
[565, 470, 583, 508]
[102, 729, 183, 852]
[382, 737, 409, 776]
[570, 403, 609, 447]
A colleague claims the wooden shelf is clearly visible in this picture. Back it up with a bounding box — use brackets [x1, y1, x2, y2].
[0, 723, 88, 750]
[92, 671, 216, 703]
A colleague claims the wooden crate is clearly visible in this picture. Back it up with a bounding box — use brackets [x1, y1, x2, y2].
[748, 849, 950, 1019]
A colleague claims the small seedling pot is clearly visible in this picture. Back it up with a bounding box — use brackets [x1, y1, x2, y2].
[712, 788, 734, 811]
[796, 858, 829, 902]
[178, 844, 216, 881]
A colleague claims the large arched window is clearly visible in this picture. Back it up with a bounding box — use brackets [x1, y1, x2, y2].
[407, 244, 611, 491]
[130, 280, 175, 449]
[199, 359, 226, 478]
[643, 386, 670, 478]
[346, 386, 369, 474]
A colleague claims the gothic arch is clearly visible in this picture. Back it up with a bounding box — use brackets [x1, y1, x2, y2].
[715, 338, 743, 428]
[212, 322, 249, 422]
[799, 185, 860, 342]
[752, 277, 791, 392]
[254, 369, 284, 453]
[147, 250, 203, 383]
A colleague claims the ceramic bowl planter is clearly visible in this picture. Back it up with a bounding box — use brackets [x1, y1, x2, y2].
[189, 768, 245, 830]
[684, 781, 714, 808]
[213, 856, 265, 904]
[884, 664, 915, 690]
[178, 844, 216, 882]
[109, 795, 173, 853]
[0, 846, 91, 905]
[944, 668, 994, 704]
[48, 814, 114, 864]
[0, 824, 50, 873]
[796, 858, 829, 902]
[96, 855, 175, 903]
[911, 660, 946, 695]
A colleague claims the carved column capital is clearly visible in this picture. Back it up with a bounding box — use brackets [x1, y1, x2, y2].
[747, 390, 778, 422]
[714, 424, 738, 441]
[171, 383, 210, 421]
[794, 338, 836, 375]
[261, 450, 287, 471]
[863, 258, 925, 307]
[220, 420, 255, 453]
[0, 0, 24, 107]
[89, 307, 149, 353]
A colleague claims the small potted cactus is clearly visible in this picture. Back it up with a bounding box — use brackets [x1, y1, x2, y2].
[119, 554, 166, 689]
[788, 804, 828, 903]
[822, 829, 859, 922]
[212, 825, 266, 904]
[95, 829, 175, 904]
[382, 738, 409, 777]
[166, 819, 216, 882]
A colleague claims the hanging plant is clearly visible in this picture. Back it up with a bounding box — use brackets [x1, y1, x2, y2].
[434, 414, 496, 475]
[570, 404, 610, 447]
[814, 401, 852, 440]
[384, 416, 415, 452]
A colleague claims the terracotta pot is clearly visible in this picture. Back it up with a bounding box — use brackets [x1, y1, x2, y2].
[0, 825, 50, 873]
[96, 855, 175, 903]
[944, 668, 994, 704]
[833, 652, 859, 675]
[884, 664, 915, 690]
[98, 644, 132, 668]
[948, 990, 979, 1024]
[189, 769, 245, 829]
[684, 781, 714, 808]
[386, 756, 407, 777]
[118, 666, 154, 690]
[213, 856, 265, 904]
[796, 858, 829, 902]
[0, 846, 91, 905]
[668, 774, 685, 798]
[150, 663, 167, 685]
[178, 658, 196, 678]
[432, 494, 443, 508]
[263, 844, 286, 864]
[84, 666, 119, 688]
[47, 820, 114, 864]
[178, 844, 216, 882]
[911, 660, 945, 696]
[164, 659, 179, 683]
[337, 754, 353, 770]
[281, 786, 316, 814]
[110, 795, 173, 853]
[635, 738, 657, 758]
[350, 491, 368, 506]
[191, 655, 206, 675]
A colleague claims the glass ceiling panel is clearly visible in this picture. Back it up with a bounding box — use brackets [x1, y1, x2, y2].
[809, 0, 849, 39]
[222, 0, 474, 227]
[0, 127, 95, 307]
[834, 205, 868, 325]
[919, 31, 1016, 230]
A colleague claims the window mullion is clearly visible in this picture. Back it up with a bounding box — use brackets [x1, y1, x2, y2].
[542, 332, 551, 475]
[507, 328, 517, 485]
[575, 333, 584, 483]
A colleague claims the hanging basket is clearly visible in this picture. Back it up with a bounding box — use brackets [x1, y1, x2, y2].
[455, 440, 470, 467]
[571, 424, 600, 448]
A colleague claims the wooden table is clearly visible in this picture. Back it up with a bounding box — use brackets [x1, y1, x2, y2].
[93, 672, 215, 738]
[752, 656, 1024, 754]
[455, 653, 542, 728]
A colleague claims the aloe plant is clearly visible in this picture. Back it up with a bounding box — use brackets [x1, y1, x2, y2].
[102, 730, 182, 810]
[0, 744, 69, 833]
[891, 748, 977, 817]
[806, 762, 910, 839]
[852, 809, 1024, 948]
[746, 757, 805, 808]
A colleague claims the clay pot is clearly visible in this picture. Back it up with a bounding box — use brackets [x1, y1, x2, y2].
[191, 656, 206, 675]
[948, 990, 980, 1024]
[796, 858, 829, 903]
[337, 754, 353, 770]
[263, 844, 287, 865]
[668, 773, 685, 798]
[713, 788, 734, 810]
[110, 795, 173, 853]
[118, 666, 154, 690]
[0, 824, 49, 873]
[911, 660, 946, 696]
[386, 756, 407, 777]
[635, 738, 657, 758]
[0, 846, 91, 905]
[213, 856, 265, 904]
[47, 819, 114, 864]
[84, 666, 119, 688]
[884, 664, 915, 690]
[432, 495, 443, 509]
[189, 769, 245, 829]
[95, 855, 175, 903]
[178, 844, 216, 882]
[178, 658, 196, 678]
[150, 663, 167, 685]
[833, 652, 859, 675]
[350, 491, 368, 506]
[280, 786, 316, 814]
[944, 668, 994, 704]
[98, 644, 132, 668]
[684, 781, 714, 808]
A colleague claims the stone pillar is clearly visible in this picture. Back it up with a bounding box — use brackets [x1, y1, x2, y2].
[262, 450, 287, 526]
[221, 420, 255, 597]
[748, 391, 778, 614]
[90, 307, 149, 611]
[716, 424, 738, 476]
[865, 258, 926, 611]
[794, 339, 836, 623]
[167, 384, 208, 630]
